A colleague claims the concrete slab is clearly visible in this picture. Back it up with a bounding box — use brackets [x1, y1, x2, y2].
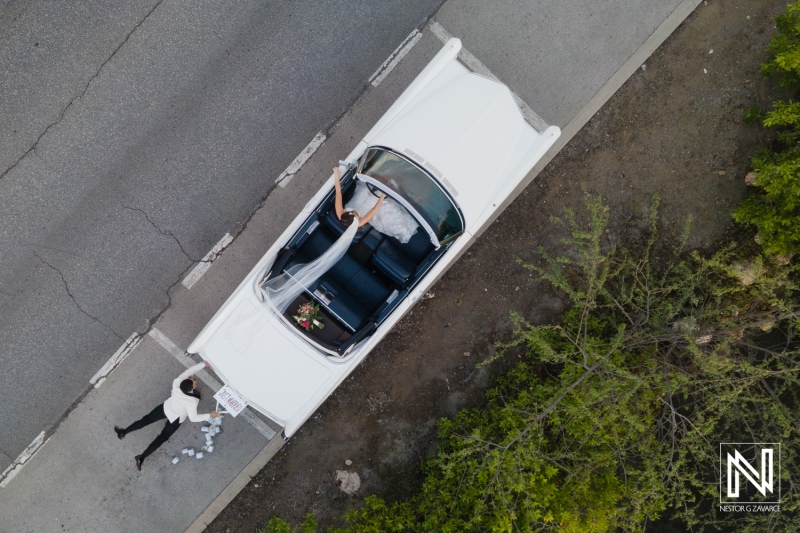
[0, 335, 271, 533]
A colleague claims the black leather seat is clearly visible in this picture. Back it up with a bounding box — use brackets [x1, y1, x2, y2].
[290, 229, 392, 329]
[311, 277, 369, 330]
[386, 229, 434, 262]
[372, 239, 416, 285]
[360, 227, 384, 252]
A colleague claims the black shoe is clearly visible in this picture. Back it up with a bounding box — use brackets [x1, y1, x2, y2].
[114, 426, 125, 440]
[134, 455, 143, 471]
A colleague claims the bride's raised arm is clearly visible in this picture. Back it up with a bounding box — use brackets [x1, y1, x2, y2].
[333, 167, 345, 219]
[359, 193, 385, 227]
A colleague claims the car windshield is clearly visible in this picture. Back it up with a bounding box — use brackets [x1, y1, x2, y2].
[359, 148, 462, 241]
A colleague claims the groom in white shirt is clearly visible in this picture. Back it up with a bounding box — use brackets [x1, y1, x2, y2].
[114, 361, 218, 470]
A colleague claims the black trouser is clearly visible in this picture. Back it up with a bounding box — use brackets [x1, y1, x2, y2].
[123, 404, 181, 463]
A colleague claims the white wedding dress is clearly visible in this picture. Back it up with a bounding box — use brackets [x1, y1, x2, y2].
[346, 182, 419, 243]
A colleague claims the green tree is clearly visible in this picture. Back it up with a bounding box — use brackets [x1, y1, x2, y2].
[760, 2, 800, 89]
[734, 1, 800, 257]
[402, 195, 799, 532]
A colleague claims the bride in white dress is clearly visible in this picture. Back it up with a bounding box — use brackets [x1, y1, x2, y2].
[259, 166, 386, 314]
[333, 166, 386, 229]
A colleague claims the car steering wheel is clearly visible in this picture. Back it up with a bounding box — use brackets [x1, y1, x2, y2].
[366, 182, 384, 198]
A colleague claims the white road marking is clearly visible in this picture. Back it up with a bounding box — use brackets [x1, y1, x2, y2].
[181, 233, 233, 289]
[90, 332, 143, 388]
[274, 29, 420, 189]
[148, 328, 277, 439]
[149, 327, 186, 359]
[276, 132, 326, 188]
[428, 20, 549, 133]
[369, 29, 423, 87]
[0, 431, 49, 488]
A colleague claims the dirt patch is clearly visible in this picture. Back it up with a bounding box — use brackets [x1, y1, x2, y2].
[207, 1, 786, 530]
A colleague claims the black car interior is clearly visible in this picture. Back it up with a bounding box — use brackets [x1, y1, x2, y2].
[262, 169, 440, 355]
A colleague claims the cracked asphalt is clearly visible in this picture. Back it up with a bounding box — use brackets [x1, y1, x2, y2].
[0, 0, 443, 470]
[32, 252, 126, 341]
[120, 203, 210, 263]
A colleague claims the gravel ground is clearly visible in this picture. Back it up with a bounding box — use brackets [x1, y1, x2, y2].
[208, 0, 788, 530]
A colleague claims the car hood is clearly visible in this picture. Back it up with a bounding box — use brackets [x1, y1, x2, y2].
[201, 298, 332, 424]
[364, 60, 541, 226]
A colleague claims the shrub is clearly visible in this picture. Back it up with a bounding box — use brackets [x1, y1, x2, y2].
[760, 2, 800, 89]
[260, 514, 317, 533]
[416, 195, 800, 532]
[734, 2, 800, 258]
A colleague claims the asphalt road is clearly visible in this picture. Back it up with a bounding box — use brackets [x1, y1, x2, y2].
[0, 0, 442, 469]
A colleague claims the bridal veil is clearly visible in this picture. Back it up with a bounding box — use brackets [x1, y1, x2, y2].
[261, 218, 359, 313]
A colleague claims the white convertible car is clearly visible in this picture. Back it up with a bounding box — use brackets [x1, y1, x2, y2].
[188, 38, 560, 438]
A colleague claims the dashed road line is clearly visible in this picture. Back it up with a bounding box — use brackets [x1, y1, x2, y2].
[274, 27, 424, 189]
[428, 20, 549, 133]
[369, 29, 423, 87]
[4, 332, 143, 486]
[181, 233, 233, 289]
[0, 432, 49, 488]
[148, 328, 277, 439]
[90, 332, 143, 388]
[149, 326, 193, 359]
[276, 132, 326, 188]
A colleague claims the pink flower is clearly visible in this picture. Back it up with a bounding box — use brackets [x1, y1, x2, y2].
[302, 321, 310, 328]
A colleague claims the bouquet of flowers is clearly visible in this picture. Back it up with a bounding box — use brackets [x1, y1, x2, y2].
[294, 301, 324, 330]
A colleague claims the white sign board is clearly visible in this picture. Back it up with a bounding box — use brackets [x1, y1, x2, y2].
[213, 385, 248, 417]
